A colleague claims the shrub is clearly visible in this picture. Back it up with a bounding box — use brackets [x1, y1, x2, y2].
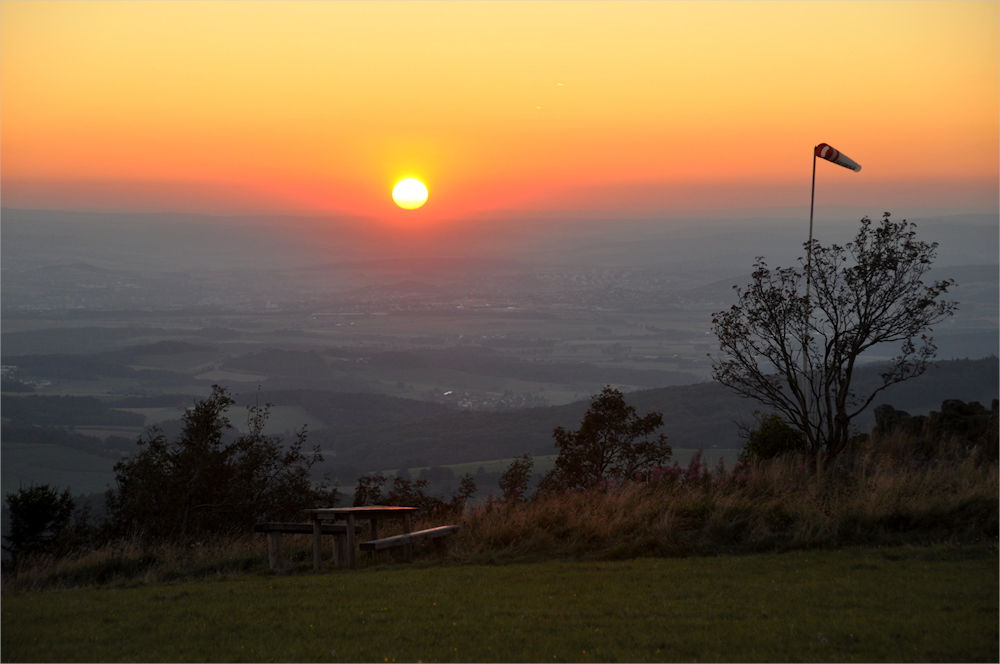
[539, 387, 671, 492]
[353, 474, 387, 507]
[498, 454, 534, 503]
[3, 485, 75, 561]
[105, 386, 337, 543]
[354, 473, 478, 514]
[738, 412, 808, 464]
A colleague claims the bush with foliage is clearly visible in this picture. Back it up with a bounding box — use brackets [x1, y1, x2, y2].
[3, 484, 75, 560]
[737, 412, 809, 465]
[499, 454, 534, 503]
[539, 386, 672, 492]
[105, 386, 337, 543]
[352, 474, 389, 507]
[352, 473, 477, 514]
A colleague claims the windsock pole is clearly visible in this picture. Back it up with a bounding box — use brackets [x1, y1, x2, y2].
[802, 143, 860, 452]
[802, 148, 817, 443]
[806, 148, 817, 294]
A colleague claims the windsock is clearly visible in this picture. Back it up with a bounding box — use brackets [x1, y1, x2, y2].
[815, 143, 861, 172]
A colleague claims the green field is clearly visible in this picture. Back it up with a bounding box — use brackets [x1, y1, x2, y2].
[2, 545, 996, 663]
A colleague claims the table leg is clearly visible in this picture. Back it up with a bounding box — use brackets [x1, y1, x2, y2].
[369, 518, 384, 561]
[267, 531, 283, 571]
[402, 513, 413, 561]
[346, 514, 357, 569]
[336, 530, 347, 567]
[312, 519, 323, 571]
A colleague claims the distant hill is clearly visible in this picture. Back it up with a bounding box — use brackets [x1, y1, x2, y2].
[229, 389, 453, 429]
[314, 357, 999, 475]
[0, 352, 200, 385]
[1, 394, 146, 427]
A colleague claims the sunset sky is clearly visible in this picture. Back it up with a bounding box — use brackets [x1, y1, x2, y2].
[2, 1, 997, 224]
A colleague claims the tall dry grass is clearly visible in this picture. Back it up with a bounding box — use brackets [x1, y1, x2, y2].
[4, 434, 997, 592]
[450, 440, 998, 562]
[1, 534, 268, 593]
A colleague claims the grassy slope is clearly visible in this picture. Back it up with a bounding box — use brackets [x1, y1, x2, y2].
[2, 545, 996, 663]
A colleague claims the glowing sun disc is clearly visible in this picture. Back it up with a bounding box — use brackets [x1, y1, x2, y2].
[392, 178, 428, 209]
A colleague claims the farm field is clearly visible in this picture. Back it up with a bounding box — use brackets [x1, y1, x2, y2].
[2, 545, 995, 663]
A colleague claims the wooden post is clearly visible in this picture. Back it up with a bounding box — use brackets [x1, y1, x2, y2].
[369, 518, 384, 561]
[335, 533, 347, 567]
[802, 147, 817, 448]
[267, 531, 284, 571]
[402, 513, 413, 561]
[346, 514, 357, 569]
[312, 518, 323, 572]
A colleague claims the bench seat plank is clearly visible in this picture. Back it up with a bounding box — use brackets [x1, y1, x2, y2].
[359, 525, 461, 551]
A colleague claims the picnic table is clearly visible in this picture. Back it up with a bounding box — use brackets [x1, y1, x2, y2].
[304, 506, 417, 570]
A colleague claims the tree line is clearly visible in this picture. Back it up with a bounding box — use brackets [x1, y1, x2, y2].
[5, 214, 988, 567]
[4, 386, 336, 562]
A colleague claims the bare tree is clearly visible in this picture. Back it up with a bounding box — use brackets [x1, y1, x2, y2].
[711, 213, 957, 459]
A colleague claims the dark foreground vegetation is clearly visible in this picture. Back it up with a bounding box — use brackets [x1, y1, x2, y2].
[3, 407, 996, 592]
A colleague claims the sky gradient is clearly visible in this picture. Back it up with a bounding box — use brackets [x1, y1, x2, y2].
[2, 1, 997, 224]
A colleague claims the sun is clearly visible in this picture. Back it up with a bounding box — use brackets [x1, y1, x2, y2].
[392, 178, 428, 209]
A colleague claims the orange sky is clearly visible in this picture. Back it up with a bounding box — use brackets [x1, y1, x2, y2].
[2, 1, 997, 222]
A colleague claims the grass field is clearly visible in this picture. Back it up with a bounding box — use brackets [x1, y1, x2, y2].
[2, 545, 996, 663]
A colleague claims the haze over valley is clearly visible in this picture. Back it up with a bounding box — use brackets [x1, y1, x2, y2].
[3, 206, 997, 499]
[2, 0, 997, 515]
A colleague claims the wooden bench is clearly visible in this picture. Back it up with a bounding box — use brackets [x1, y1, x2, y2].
[359, 525, 461, 560]
[254, 522, 361, 572]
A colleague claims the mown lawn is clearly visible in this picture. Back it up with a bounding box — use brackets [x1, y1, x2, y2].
[2, 544, 996, 663]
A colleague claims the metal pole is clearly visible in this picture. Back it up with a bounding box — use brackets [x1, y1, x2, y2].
[802, 148, 817, 445]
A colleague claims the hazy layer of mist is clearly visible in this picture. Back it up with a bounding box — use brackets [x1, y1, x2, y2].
[3, 207, 996, 274]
